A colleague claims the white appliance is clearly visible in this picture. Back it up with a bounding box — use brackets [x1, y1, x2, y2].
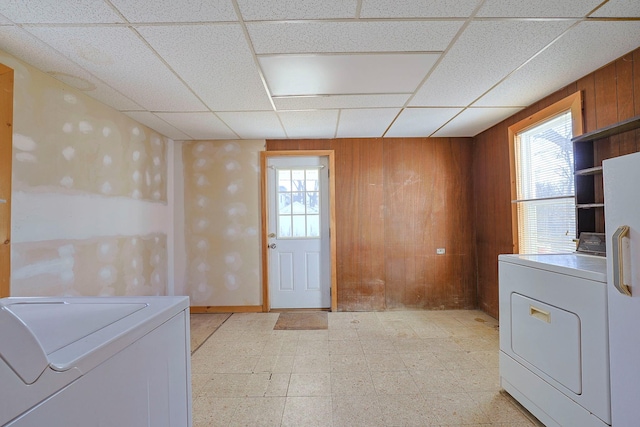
[499, 253, 610, 427]
[0, 296, 192, 427]
[604, 151, 640, 426]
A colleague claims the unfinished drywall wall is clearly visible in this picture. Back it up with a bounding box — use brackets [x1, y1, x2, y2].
[1, 49, 172, 297]
[182, 140, 263, 306]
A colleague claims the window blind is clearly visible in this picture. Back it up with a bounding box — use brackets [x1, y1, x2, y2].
[514, 111, 576, 254]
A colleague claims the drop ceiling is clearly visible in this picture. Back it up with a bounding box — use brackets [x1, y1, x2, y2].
[0, 0, 639, 141]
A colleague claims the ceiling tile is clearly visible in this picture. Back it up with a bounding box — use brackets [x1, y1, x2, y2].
[433, 107, 522, 137]
[475, 21, 640, 108]
[0, 14, 13, 24]
[247, 21, 462, 54]
[155, 112, 238, 140]
[260, 53, 439, 96]
[124, 111, 191, 140]
[274, 94, 410, 110]
[237, 0, 357, 21]
[591, 0, 640, 17]
[217, 111, 286, 139]
[110, 0, 237, 23]
[137, 24, 273, 112]
[337, 108, 400, 138]
[477, 0, 602, 17]
[409, 20, 576, 107]
[360, 0, 481, 18]
[0, 26, 142, 110]
[385, 108, 462, 137]
[278, 110, 339, 138]
[0, 0, 123, 24]
[23, 26, 206, 111]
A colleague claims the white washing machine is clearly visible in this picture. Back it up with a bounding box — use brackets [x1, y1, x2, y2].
[0, 296, 192, 427]
[499, 254, 610, 427]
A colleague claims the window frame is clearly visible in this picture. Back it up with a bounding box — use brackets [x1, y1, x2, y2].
[508, 91, 583, 254]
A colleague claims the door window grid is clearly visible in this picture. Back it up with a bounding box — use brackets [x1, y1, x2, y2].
[276, 168, 321, 238]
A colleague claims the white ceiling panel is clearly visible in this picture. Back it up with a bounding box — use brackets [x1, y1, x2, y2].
[337, 108, 400, 138]
[385, 108, 462, 137]
[24, 26, 206, 111]
[124, 112, 190, 141]
[1, 1, 639, 141]
[155, 112, 238, 140]
[360, 0, 481, 18]
[591, 0, 640, 17]
[261, 53, 439, 96]
[410, 20, 576, 107]
[0, 0, 123, 24]
[433, 107, 522, 137]
[475, 21, 640, 108]
[247, 21, 463, 54]
[217, 111, 286, 139]
[237, 0, 357, 21]
[478, 0, 602, 17]
[278, 110, 339, 138]
[274, 94, 410, 110]
[0, 26, 142, 110]
[110, 0, 237, 23]
[137, 24, 273, 112]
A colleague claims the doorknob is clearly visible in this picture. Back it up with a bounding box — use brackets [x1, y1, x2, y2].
[268, 243, 276, 249]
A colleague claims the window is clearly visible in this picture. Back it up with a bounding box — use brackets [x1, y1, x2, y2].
[276, 168, 321, 238]
[509, 92, 583, 254]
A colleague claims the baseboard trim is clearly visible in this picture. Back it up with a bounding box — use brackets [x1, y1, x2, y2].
[190, 305, 264, 313]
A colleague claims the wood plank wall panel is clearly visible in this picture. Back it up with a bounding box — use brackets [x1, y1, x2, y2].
[331, 138, 385, 311]
[473, 46, 640, 318]
[267, 137, 475, 311]
[0, 66, 13, 297]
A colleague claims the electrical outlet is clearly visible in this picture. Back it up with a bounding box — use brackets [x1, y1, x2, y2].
[436, 248, 445, 255]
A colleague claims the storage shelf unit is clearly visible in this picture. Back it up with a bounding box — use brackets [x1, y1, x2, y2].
[572, 114, 640, 237]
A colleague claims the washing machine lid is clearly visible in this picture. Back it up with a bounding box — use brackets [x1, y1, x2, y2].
[6, 302, 147, 354]
[498, 253, 607, 283]
[0, 300, 146, 384]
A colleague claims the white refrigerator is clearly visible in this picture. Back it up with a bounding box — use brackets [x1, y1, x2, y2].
[604, 151, 640, 426]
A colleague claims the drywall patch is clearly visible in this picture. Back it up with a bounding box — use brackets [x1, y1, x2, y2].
[183, 140, 264, 306]
[6, 54, 169, 202]
[11, 233, 167, 297]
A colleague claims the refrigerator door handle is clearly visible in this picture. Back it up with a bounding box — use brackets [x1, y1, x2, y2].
[613, 225, 632, 296]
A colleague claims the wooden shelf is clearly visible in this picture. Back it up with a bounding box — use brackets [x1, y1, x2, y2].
[573, 114, 640, 238]
[572, 115, 640, 144]
[575, 166, 603, 176]
[576, 203, 605, 209]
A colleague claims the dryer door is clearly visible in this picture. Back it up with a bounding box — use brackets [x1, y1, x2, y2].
[511, 293, 582, 394]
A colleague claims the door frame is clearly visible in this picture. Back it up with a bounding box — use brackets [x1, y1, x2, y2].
[260, 150, 337, 312]
[0, 64, 13, 298]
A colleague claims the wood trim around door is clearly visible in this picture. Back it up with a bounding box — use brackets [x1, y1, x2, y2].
[260, 150, 337, 312]
[0, 64, 13, 298]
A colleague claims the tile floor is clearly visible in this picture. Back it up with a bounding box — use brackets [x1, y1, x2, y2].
[191, 310, 543, 427]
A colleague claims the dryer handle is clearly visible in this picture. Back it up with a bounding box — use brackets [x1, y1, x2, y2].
[612, 225, 632, 297]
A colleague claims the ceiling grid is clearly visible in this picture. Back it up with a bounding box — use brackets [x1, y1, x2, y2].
[0, 0, 638, 140]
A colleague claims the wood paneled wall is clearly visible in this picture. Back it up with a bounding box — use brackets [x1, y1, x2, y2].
[473, 47, 640, 318]
[267, 137, 476, 311]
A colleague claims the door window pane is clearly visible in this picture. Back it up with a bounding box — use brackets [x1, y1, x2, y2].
[292, 215, 306, 237]
[279, 215, 292, 237]
[307, 215, 320, 237]
[275, 167, 323, 239]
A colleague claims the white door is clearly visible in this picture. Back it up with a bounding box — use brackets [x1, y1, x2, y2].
[604, 151, 640, 426]
[267, 156, 330, 309]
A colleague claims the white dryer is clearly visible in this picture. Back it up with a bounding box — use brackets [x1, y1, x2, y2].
[499, 254, 610, 427]
[0, 296, 191, 427]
